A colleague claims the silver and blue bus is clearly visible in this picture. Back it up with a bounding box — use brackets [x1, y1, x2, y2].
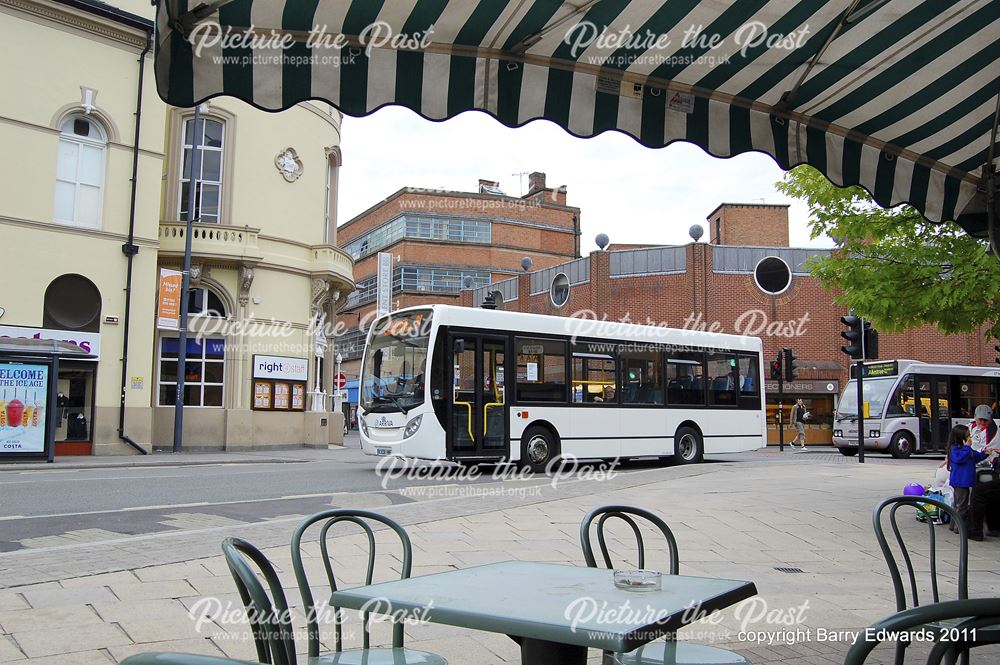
[833, 360, 1000, 458]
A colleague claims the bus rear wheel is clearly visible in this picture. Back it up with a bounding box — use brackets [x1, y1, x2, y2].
[520, 426, 559, 473]
[889, 431, 914, 459]
[673, 426, 703, 465]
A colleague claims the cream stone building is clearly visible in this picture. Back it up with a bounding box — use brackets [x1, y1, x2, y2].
[0, 0, 353, 455]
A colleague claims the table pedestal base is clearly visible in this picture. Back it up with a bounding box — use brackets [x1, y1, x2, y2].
[513, 635, 588, 665]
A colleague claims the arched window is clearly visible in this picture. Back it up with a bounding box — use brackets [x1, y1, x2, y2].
[43, 274, 102, 332]
[187, 287, 227, 317]
[53, 115, 107, 227]
[178, 116, 225, 224]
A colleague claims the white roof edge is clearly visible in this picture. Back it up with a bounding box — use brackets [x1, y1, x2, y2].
[384, 304, 762, 351]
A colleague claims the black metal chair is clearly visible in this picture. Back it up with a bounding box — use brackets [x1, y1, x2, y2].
[843, 598, 1000, 665]
[289, 509, 446, 664]
[580, 505, 750, 665]
[872, 495, 974, 665]
[222, 534, 444, 665]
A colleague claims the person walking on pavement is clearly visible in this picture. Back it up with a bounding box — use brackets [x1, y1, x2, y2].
[788, 398, 807, 451]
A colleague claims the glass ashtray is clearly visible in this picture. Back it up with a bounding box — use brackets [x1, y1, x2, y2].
[613, 569, 662, 592]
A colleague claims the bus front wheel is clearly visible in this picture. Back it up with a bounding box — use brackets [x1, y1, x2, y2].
[889, 431, 914, 459]
[673, 426, 703, 465]
[520, 426, 559, 473]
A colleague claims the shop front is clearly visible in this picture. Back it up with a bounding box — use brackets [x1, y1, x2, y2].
[0, 326, 101, 456]
[765, 379, 841, 446]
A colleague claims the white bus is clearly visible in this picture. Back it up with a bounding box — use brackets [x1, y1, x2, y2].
[357, 305, 765, 470]
[832, 360, 1000, 458]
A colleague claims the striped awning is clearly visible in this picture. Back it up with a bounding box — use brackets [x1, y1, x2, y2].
[155, 1, 1000, 236]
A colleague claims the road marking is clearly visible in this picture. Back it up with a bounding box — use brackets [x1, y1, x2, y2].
[0, 464, 695, 556]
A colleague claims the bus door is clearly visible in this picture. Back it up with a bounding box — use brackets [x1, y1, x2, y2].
[446, 333, 508, 459]
[913, 375, 950, 452]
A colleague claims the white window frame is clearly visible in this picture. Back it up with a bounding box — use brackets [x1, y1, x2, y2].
[178, 116, 225, 224]
[53, 115, 107, 228]
[157, 336, 226, 408]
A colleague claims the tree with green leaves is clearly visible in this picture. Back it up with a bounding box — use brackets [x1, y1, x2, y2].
[776, 165, 1000, 340]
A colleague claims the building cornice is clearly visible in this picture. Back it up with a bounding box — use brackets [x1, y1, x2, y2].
[0, 214, 159, 246]
[1, 0, 150, 49]
[0, 115, 164, 157]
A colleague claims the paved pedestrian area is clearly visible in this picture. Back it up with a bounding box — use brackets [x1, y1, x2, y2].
[1, 453, 997, 665]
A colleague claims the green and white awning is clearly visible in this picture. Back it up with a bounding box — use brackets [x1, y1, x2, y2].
[155, 0, 999, 235]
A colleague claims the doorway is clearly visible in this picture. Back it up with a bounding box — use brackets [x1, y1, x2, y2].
[913, 375, 950, 453]
[446, 333, 508, 460]
[55, 361, 96, 455]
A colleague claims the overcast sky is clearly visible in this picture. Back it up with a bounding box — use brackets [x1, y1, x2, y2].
[338, 106, 833, 250]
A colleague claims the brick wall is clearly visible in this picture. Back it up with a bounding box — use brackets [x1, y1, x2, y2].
[488, 244, 993, 390]
[707, 204, 790, 247]
[339, 184, 581, 319]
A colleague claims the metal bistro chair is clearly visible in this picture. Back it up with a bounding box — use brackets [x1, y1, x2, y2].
[290, 509, 446, 665]
[222, 535, 444, 665]
[871, 495, 1000, 665]
[580, 505, 751, 665]
[843, 598, 1000, 665]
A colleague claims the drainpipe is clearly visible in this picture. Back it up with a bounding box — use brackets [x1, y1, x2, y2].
[117, 28, 152, 455]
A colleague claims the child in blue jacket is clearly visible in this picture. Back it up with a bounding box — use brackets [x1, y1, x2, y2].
[948, 424, 990, 533]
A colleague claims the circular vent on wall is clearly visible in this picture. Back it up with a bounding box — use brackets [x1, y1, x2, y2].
[43, 274, 102, 332]
[754, 257, 792, 295]
[550, 273, 570, 308]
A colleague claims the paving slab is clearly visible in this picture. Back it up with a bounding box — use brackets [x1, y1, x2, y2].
[2, 454, 999, 665]
[11, 622, 130, 658]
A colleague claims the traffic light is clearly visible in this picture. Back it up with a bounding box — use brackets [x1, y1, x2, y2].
[841, 314, 863, 359]
[995, 345, 1000, 365]
[863, 323, 879, 360]
[770, 356, 782, 380]
[782, 347, 800, 382]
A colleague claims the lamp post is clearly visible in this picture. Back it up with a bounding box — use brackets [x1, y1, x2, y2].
[172, 103, 204, 453]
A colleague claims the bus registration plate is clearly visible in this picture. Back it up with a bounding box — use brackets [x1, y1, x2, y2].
[375, 447, 391, 456]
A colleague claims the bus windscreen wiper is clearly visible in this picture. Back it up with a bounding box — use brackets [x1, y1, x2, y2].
[384, 392, 410, 415]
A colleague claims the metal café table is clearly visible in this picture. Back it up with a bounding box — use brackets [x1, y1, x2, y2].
[330, 560, 756, 665]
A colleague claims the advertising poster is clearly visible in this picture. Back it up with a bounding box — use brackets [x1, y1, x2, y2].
[157, 268, 183, 330]
[0, 362, 49, 454]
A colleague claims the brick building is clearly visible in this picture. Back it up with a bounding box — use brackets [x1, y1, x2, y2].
[460, 204, 994, 446]
[336, 172, 580, 380]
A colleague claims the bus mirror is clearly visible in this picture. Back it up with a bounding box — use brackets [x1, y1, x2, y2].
[454, 339, 465, 355]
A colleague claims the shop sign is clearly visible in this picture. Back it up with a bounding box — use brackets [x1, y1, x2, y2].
[157, 268, 183, 330]
[0, 325, 100, 359]
[0, 362, 49, 454]
[253, 355, 308, 381]
[765, 380, 840, 394]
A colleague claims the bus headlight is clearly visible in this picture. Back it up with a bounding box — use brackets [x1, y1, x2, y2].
[869, 429, 880, 438]
[403, 415, 423, 439]
[360, 417, 370, 437]
[834, 430, 843, 438]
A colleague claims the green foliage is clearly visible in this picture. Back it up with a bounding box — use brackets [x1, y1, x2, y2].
[777, 166, 1000, 340]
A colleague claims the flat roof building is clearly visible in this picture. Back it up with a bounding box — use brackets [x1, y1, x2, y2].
[461, 204, 994, 446]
